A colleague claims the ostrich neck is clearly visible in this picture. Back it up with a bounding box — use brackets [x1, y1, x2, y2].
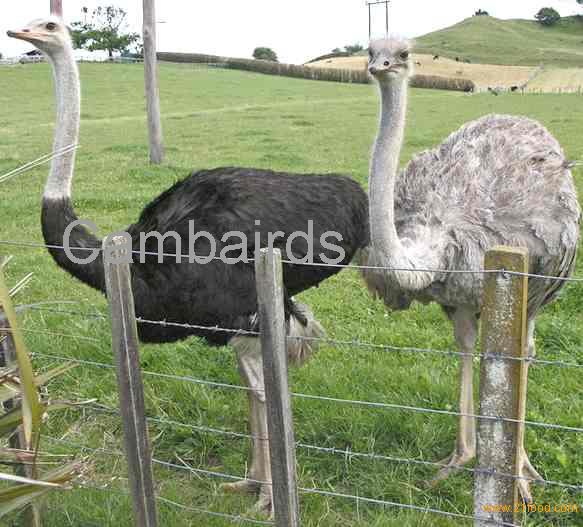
[369, 78, 436, 290]
[46, 45, 79, 199]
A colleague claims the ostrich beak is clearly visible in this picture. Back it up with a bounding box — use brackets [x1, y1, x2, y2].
[6, 29, 42, 43]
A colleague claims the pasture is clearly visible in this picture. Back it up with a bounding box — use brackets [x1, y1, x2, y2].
[1, 62, 583, 526]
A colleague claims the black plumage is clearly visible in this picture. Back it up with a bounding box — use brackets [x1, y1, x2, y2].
[43, 167, 369, 345]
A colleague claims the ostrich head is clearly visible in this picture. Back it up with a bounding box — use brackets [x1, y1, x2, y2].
[368, 37, 413, 82]
[7, 16, 70, 56]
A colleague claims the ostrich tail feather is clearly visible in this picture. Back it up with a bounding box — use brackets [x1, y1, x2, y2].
[287, 303, 326, 367]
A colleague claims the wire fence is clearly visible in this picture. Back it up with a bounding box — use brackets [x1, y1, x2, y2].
[1, 235, 583, 526]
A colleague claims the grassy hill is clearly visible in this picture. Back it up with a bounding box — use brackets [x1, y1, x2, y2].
[414, 15, 583, 68]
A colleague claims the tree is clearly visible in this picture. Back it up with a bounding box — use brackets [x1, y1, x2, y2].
[253, 47, 278, 62]
[71, 6, 141, 58]
[474, 9, 489, 16]
[344, 43, 364, 55]
[332, 47, 343, 54]
[535, 7, 561, 26]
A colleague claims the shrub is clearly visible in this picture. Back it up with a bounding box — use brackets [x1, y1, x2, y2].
[252, 47, 278, 62]
[535, 7, 561, 26]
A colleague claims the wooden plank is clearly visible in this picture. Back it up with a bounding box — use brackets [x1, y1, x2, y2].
[103, 237, 159, 527]
[142, 0, 164, 164]
[255, 248, 300, 527]
[474, 246, 529, 527]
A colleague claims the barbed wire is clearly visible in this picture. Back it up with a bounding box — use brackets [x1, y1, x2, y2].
[23, 306, 583, 370]
[2, 238, 583, 282]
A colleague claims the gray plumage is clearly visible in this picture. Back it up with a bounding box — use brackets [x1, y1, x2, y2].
[362, 36, 580, 501]
[363, 113, 581, 315]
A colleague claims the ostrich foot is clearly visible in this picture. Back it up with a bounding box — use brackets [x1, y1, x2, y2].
[250, 485, 274, 517]
[427, 446, 476, 487]
[517, 452, 543, 504]
[221, 479, 261, 496]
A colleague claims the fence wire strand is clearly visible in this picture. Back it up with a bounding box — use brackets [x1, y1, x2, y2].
[3, 238, 583, 282]
[31, 350, 583, 434]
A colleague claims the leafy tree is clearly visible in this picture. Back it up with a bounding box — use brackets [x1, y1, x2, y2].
[253, 47, 278, 62]
[332, 47, 343, 54]
[535, 7, 561, 26]
[71, 6, 141, 58]
[344, 43, 364, 55]
[474, 9, 489, 16]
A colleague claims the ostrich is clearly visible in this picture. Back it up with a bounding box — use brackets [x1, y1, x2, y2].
[362, 37, 580, 501]
[8, 18, 369, 513]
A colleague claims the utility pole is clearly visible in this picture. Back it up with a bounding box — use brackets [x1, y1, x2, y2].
[50, 0, 63, 17]
[142, 0, 165, 164]
[366, 0, 390, 39]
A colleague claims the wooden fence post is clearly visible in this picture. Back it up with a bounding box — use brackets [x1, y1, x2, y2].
[474, 246, 529, 527]
[0, 262, 42, 527]
[103, 237, 158, 527]
[255, 248, 300, 527]
[142, 0, 164, 164]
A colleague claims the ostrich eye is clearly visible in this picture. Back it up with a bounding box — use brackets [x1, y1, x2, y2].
[46, 22, 57, 31]
[400, 51, 409, 60]
[384, 61, 390, 67]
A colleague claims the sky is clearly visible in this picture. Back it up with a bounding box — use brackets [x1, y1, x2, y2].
[0, 0, 580, 64]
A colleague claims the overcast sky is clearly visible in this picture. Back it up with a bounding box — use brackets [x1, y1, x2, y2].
[1, 0, 580, 63]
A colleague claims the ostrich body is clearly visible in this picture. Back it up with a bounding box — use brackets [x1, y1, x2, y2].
[363, 38, 580, 500]
[8, 18, 369, 513]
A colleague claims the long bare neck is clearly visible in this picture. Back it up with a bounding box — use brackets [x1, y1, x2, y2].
[41, 41, 105, 293]
[369, 78, 436, 290]
[46, 45, 80, 200]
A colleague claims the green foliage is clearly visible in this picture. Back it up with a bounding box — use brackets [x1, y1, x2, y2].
[71, 6, 141, 58]
[535, 7, 561, 26]
[344, 43, 364, 55]
[0, 266, 83, 520]
[474, 9, 489, 16]
[252, 47, 278, 62]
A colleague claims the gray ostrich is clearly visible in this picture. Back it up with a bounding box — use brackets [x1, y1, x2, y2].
[362, 37, 580, 501]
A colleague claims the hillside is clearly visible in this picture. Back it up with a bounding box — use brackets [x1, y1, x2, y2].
[414, 15, 583, 68]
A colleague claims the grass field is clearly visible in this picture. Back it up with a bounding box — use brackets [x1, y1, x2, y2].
[414, 16, 583, 68]
[1, 62, 583, 526]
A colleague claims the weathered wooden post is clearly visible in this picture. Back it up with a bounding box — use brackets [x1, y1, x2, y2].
[255, 248, 300, 527]
[0, 261, 42, 527]
[142, 0, 164, 164]
[474, 246, 529, 527]
[103, 237, 158, 527]
[50, 0, 63, 16]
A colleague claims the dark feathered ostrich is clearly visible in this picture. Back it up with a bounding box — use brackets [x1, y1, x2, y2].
[8, 17, 369, 513]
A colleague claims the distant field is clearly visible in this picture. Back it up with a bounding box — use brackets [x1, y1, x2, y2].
[530, 68, 583, 92]
[1, 63, 583, 526]
[307, 54, 537, 89]
[415, 15, 583, 68]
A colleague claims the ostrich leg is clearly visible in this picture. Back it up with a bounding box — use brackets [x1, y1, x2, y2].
[516, 319, 543, 503]
[431, 309, 478, 482]
[223, 336, 273, 515]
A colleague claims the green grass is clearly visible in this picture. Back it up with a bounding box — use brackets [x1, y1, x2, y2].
[414, 15, 583, 68]
[1, 62, 583, 526]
